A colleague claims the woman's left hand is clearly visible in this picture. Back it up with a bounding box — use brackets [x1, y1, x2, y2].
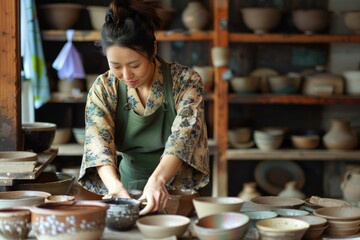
[139, 177, 169, 215]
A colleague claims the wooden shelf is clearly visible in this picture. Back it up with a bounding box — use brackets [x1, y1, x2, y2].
[41, 30, 214, 42]
[228, 94, 360, 105]
[0, 148, 58, 186]
[229, 33, 360, 43]
[227, 148, 360, 161]
[52, 143, 84, 156]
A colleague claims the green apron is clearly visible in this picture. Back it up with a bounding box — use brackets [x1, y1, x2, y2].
[115, 58, 176, 190]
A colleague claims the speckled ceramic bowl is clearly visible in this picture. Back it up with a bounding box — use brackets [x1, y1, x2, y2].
[31, 200, 108, 240]
[0, 208, 31, 240]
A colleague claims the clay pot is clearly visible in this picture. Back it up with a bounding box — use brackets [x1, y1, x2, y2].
[182, 2, 209, 31]
[343, 10, 360, 34]
[341, 167, 360, 201]
[323, 119, 358, 150]
[0, 208, 31, 240]
[278, 181, 306, 200]
[293, 9, 330, 35]
[238, 182, 261, 201]
[241, 8, 282, 35]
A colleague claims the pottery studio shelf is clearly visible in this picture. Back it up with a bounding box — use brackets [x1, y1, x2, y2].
[227, 149, 360, 161]
[0, 148, 58, 186]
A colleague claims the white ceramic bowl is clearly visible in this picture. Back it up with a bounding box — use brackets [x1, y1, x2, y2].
[254, 129, 284, 150]
[193, 197, 244, 218]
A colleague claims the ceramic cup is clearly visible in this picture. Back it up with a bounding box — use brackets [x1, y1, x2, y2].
[211, 47, 230, 67]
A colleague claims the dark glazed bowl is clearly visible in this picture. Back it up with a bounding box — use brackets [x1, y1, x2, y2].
[102, 198, 141, 231]
[22, 122, 56, 153]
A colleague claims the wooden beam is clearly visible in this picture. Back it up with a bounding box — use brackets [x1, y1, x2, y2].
[0, 0, 21, 150]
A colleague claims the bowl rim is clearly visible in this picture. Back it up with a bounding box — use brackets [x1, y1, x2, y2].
[22, 122, 56, 131]
[193, 196, 245, 204]
[195, 212, 250, 230]
[31, 200, 109, 215]
[314, 207, 360, 220]
[256, 217, 310, 231]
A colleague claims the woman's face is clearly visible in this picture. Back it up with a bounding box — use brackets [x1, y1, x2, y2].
[106, 46, 154, 89]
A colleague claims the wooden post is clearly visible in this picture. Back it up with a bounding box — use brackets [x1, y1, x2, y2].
[0, 0, 21, 150]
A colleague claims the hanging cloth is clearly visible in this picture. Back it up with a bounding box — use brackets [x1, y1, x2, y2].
[21, 0, 50, 109]
[52, 29, 85, 81]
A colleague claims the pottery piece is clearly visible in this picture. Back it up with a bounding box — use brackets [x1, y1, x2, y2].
[53, 128, 72, 145]
[325, 225, 360, 237]
[87, 6, 107, 31]
[278, 181, 306, 200]
[308, 196, 351, 208]
[31, 201, 108, 240]
[228, 127, 252, 146]
[73, 128, 85, 145]
[341, 167, 360, 201]
[0, 190, 51, 209]
[165, 189, 199, 217]
[343, 10, 360, 34]
[292, 9, 330, 35]
[238, 182, 261, 201]
[313, 207, 360, 221]
[268, 74, 301, 94]
[254, 129, 284, 150]
[291, 215, 327, 228]
[193, 197, 244, 218]
[323, 118, 358, 150]
[291, 135, 320, 149]
[102, 198, 140, 231]
[38, 4, 84, 30]
[250, 68, 279, 93]
[192, 66, 214, 93]
[136, 215, 190, 238]
[45, 195, 76, 203]
[194, 212, 250, 240]
[22, 122, 56, 153]
[302, 72, 344, 96]
[211, 47, 230, 67]
[0, 208, 31, 240]
[230, 76, 260, 94]
[182, 2, 209, 32]
[343, 70, 360, 95]
[300, 224, 328, 240]
[273, 208, 309, 217]
[250, 196, 305, 210]
[243, 211, 277, 240]
[241, 8, 282, 35]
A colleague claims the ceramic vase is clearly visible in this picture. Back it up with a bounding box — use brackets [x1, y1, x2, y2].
[323, 119, 358, 150]
[238, 182, 261, 201]
[278, 181, 305, 200]
[341, 167, 360, 201]
[182, 2, 209, 31]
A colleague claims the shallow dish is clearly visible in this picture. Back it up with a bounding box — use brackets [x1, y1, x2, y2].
[327, 219, 360, 229]
[273, 208, 309, 217]
[251, 196, 304, 210]
[313, 207, 360, 221]
[0, 190, 51, 208]
[136, 215, 190, 238]
[325, 225, 360, 237]
[292, 215, 327, 228]
[193, 197, 244, 218]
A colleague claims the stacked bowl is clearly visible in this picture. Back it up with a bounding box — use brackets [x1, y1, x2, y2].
[292, 215, 328, 240]
[313, 207, 360, 237]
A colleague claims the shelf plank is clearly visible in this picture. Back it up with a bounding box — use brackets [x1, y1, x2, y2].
[227, 148, 360, 161]
[41, 30, 214, 42]
[229, 33, 360, 43]
[228, 94, 360, 105]
[0, 148, 58, 186]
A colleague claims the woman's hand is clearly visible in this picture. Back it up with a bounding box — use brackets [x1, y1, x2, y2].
[139, 177, 169, 215]
[103, 187, 131, 199]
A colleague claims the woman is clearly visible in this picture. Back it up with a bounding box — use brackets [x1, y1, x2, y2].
[78, 0, 209, 215]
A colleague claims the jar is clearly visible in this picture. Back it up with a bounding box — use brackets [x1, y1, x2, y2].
[181, 2, 209, 31]
[323, 118, 358, 150]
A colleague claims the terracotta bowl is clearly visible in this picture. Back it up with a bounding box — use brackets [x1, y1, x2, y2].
[136, 215, 191, 238]
[12, 172, 75, 195]
[165, 189, 199, 217]
[230, 76, 260, 94]
[0, 208, 31, 240]
[343, 10, 360, 34]
[241, 8, 282, 35]
[87, 6, 107, 30]
[292, 9, 330, 35]
[291, 135, 320, 149]
[273, 208, 310, 217]
[193, 197, 244, 218]
[313, 207, 360, 221]
[193, 212, 250, 240]
[38, 4, 84, 30]
[22, 122, 56, 153]
[31, 201, 109, 240]
[256, 217, 310, 240]
[156, 7, 177, 30]
[102, 198, 140, 231]
[0, 190, 51, 208]
[250, 196, 305, 210]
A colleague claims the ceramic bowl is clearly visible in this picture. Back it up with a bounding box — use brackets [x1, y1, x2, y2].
[254, 129, 284, 150]
[243, 211, 278, 239]
[268, 75, 301, 94]
[343, 10, 360, 34]
[12, 172, 75, 195]
[343, 70, 360, 95]
[156, 7, 177, 30]
[291, 135, 320, 149]
[38, 4, 84, 30]
[326, 219, 360, 229]
[31, 200, 109, 240]
[136, 215, 190, 238]
[53, 128, 72, 145]
[251, 196, 305, 210]
[228, 127, 253, 147]
[291, 215, 327, 228]
[273, 208, 309, 217]
[87, 6, 107, 30]
[325, 225, 360, 237]
[73, 128, 85, 145]
[292, 9, 330, 35]
[241, 8, 282, 35]
[313, 207, 360, 221]
[302, 224, 328, 240]
[256, 217, 310, 240]
[165, 189, 199, 217]
[102, 198, 140, 231]
[0, 190, 51, 208]
[22, 122, 56, 153]
[192, 66, 214, 93]
[193, 197, 244, 218]
[0, 208, 31, 240]
[230, 76, 259, 94]
[193, 212, 250, 240]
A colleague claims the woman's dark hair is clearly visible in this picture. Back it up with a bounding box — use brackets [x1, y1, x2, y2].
[96, 0, 162, 59]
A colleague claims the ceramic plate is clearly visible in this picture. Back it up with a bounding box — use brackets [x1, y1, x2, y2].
[254, 160, 305, 195]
